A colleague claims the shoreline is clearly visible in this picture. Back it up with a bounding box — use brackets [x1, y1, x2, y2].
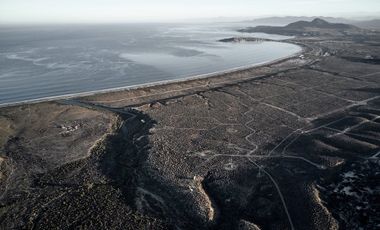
[2, 21, 380, 230]
[0, 41, 304, 109]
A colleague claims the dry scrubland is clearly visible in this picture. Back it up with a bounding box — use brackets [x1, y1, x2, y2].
[1, 27, 380, 229]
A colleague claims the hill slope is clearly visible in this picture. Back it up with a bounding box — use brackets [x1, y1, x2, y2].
[242, 16, 352, 26]
[239, 18, 363, 36]
[241, 16, 380, 30]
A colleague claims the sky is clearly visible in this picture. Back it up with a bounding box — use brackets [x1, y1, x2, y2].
[0, 0, 379, 24]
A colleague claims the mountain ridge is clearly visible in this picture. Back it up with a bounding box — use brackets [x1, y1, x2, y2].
[239, 18, 363, 36]
[285, 18, 357, 29]
[240, 16, 380, 30]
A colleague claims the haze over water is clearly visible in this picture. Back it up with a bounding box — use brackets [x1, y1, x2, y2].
[0, 23, 301, 105]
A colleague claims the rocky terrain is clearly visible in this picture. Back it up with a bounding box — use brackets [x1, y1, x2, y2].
[1, 21, 380, 229]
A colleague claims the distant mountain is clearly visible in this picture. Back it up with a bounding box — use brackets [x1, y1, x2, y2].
[242, 16, 352, 26]
[240, 16, 380, 31]
[285, 18, 356, 30]
[239, 18, 362, 36]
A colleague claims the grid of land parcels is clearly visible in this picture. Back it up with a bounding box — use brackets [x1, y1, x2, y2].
[1, 34, 380, 230]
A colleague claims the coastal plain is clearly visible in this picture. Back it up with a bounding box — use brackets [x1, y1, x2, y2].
[1, 23, 380, 229]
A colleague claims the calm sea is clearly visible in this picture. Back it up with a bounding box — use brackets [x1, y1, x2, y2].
[0, 23, 301, 105]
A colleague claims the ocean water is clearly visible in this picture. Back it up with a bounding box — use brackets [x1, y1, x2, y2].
[0, 23, 301, 105]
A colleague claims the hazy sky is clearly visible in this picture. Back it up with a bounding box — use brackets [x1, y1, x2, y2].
[1, 0, 379, 23]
